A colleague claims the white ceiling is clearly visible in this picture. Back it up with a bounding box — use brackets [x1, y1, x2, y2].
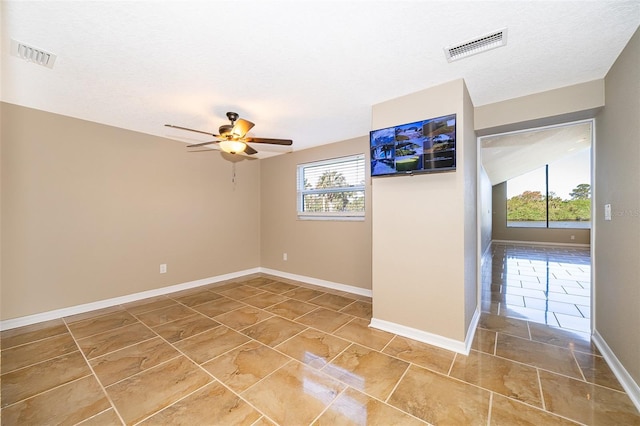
[1, 1, 639, 157]
[481, 121, 592, 186]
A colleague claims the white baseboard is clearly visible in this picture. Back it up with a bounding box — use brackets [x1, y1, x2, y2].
[592, 329, 640, 412]
[259, 268, 372, 298]
[370, 309, 480, 356]
[492, 239, 590, 248]
[0, 268, 261, 331]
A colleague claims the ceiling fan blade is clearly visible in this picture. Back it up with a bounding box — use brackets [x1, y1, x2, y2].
[231, 119, 255, 138]
[244, 145, 258, 155]
[186, 140, 219, 148]
[244, 137, 293, 146]
[165, 124, 219, 137]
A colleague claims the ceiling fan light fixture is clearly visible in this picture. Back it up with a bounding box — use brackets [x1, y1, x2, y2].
[218, 140, 247, 154]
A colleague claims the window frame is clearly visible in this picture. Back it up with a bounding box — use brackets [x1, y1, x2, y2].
[296, 154, 366, 221]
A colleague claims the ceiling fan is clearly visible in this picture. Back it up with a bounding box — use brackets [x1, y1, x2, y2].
[165, 112, 293, 155]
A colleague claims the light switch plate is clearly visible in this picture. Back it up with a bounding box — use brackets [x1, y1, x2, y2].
[604, 204, 612, 221]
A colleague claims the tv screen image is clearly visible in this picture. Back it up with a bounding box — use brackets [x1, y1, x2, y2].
[370, 113, 456, 177]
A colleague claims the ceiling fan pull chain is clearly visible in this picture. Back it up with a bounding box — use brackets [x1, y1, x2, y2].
[232, 162, 237, 187]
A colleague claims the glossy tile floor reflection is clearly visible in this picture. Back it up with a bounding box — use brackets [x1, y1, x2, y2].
[483, 243, 592, 332]
[2, 266, 639, 424]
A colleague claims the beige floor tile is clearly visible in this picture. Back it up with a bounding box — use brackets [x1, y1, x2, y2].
[472, 327, 497, 354]
[324, 344, 409, 401]
[339, 300, 373, 319]
[490, 393, 579, 425]
[218, 285, 266, 300]
[388, 364, 490, 425]
[282, 287, 326, 302]
[241, 316, 307, 347]
[1, 332, 77, 373]
[333, 318, 394, 351]
[64, 305, 126, 324]
[172, 290, 223, 307]
[76, 408, 123, 425]
[528, 322, 598, 354]
[242, 292, 290, 309]
[275, 328, 351, 369]
[241, 277, 277, 287]
[252, 416, 277, 426]
[310, 293, 355, 310]
[314, 387, 425, 426]
[496, 333, 583, 379]
[174, 326, 250, 364]
[105, 356, 211, 425]
[67, 311, 138, 339]
[77, 322, 156, 359]
[574, 352, 624, 391]
[260, 281, 300, 294]
[450, 350, 542, 407]
[297, 308, 353, 333]
[479, 313, 530, 339]
[90, 337, 181, 386]
[202, 341, 289, 392]
[123, 297, 178, 315]
[382, 336, 455, 375]
[539, 370, 640, 425]
[0, 319, 67, 349]
[191, 296, 245, 317]
[135, 304, 197, 327]
[152, 313, 221, 343]
[139, 381, 261, 425]
[265, 298, 318, 320]
[215, 306, 273, 330]
[242, 361, 345, 425]
[1, 376, 111, 425]
[1, 351, 91, 407]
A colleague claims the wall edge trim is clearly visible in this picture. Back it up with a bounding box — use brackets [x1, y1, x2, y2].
[259, 268, 372, 297]
[0, 268, 261, 331]
[369, 317, 469, 355]
[492, 239, 590, 248]
[592, 329, 640, 412]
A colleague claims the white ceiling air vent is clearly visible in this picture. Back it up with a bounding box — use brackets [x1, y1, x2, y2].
[10, 39, 57, 69]
[444, 28, 507, 62]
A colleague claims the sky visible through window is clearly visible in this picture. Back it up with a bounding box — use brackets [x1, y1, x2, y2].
[507, 148, 590, 199]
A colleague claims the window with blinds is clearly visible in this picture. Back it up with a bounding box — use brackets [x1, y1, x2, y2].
[296, 154, 366, 219]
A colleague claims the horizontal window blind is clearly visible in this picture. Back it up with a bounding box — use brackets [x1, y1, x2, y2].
[297, 154, 365, 218]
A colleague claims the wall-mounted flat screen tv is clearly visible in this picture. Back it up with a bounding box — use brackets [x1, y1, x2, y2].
[370, 113, 456, 177]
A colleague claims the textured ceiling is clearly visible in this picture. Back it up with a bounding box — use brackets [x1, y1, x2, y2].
[1, 1, 639, 157]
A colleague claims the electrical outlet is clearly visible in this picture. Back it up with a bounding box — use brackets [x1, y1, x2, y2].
[160, 264, 167, 274]
[283, 253, 288, 261]
[570, 235, 575, 240]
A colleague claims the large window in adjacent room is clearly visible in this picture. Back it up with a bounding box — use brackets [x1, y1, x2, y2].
[297, 154, 365, 220]
[507, 149, 591, 229]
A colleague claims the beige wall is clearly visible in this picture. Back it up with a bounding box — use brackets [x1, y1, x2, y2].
[1, 103, 261, 320]
[595, 28, 640, 385]
[491, 182, 591, 245]
[475, 80, 604, 136]
[260, 137, 372, 290]
[371, 79, 477, 343]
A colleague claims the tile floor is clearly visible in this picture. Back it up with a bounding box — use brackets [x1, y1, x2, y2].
[1, 244, 639, 425]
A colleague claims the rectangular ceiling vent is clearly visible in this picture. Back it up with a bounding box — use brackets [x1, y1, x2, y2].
[444, 28, 507, 62]
[10, 39, 57, 69]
